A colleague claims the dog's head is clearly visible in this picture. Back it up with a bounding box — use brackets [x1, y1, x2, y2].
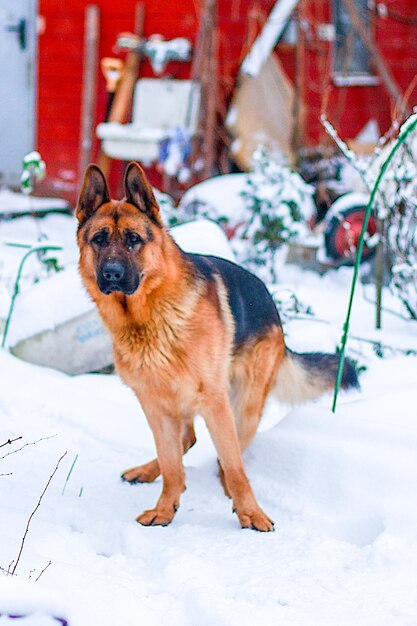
[76, 162, 163, 297]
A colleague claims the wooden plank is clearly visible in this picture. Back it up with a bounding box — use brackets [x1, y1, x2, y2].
[203, 0, 218, 179]
[97, 2, 145, 177]
[78, 5, 100, 179]
[291, 0, 305, 159]
[191, 0, 218, 181]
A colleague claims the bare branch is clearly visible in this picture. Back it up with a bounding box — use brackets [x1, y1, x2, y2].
[34, 560, 52, 582]
[350, 334, 417, 357]
[320, 114, 373, 192]
[0, 435, 57, 462]
[0, 436, 23, 450]
[0, 565, 16, 577]
[11, 451, 67, 576]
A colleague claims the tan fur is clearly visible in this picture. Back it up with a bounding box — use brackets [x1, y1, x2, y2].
[230, 326, 285, 449]
[122, 422, 197, 484]
[273, 351, 330, 404]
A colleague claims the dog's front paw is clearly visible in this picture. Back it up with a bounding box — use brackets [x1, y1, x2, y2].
[235, 506, 275, 532]
[136, 505, 177, 527]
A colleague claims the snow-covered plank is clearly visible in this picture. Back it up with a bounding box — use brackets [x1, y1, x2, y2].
[241, 0, 300, 77]
[0, 189, 69, 216]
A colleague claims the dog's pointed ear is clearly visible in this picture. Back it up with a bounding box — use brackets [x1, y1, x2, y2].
[76, 164, 110, 226]
[124, 162, 161, 225]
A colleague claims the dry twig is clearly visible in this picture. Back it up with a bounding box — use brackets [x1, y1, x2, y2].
[0, 436, 23, 449]
[34, 560, 52, 582]
[0, 435, 57, 461]
[11, 451, 67, 576]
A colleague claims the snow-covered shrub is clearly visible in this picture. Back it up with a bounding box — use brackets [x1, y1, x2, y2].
[237, 146, 314, 280]
[322, 112, 417, 319]
[173, 174, 250, 233]
[385, 174, 417, 319]
[153, 188, 177, 225]
[155, 183, 230, 229]
[375, 132, 417, 319]
[157, 151, 315, 282]
[269, 285, 314, 322]
[164, 198, 230, 229]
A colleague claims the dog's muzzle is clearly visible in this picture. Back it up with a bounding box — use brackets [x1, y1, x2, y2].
[98, 260, 139, 295]
[102, 260, 125, 283]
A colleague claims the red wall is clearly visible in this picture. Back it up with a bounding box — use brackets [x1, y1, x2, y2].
[37, 0, 200, 201]
[297, 0, 417, 143]
[37, 0, 417, 202]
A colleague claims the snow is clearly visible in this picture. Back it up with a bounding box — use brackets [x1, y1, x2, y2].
[325, 191, 370, 217]
[1, 193, 417, 625]
[179, 173, 248, 224]
[5, 266, 93, 346]
[171, 219, 236, 262]
[0, 576, 69, 620]
[0, 214, 79, 302]
[0, 190, 68, 215]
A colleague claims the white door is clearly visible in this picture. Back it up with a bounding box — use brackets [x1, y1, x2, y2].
[0, 0, 37, 187]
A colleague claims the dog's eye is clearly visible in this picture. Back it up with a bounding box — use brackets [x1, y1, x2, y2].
[92, 232, 108, 246]
[126, 232, 142, 247]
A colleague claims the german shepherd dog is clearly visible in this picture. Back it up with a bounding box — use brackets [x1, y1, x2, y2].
[76, 162, 358, 532]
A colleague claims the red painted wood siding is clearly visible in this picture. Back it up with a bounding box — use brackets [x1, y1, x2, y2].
[37, 0, 200, 200]
[37, 0, 417, 200]
[289, 0, 417, 143]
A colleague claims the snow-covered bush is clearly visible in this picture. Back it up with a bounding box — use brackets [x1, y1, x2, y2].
[152, 188, 179, 226]
[237, 146, 313, 280]
[322, 113, 417, 319]
[174, 173, 249, 233]
[374, 131, 417, 319]
[155, 184, 225, 229]
[384, 159, 417, 319]
[158, 150, 315, 281]
[163, 197, 229, 229]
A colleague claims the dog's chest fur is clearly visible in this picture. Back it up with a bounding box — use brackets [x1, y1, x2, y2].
[115, 313, 187, 370]
[110, 279, 231, 417]
[110, 287, 202, 382]
[113, 315, 202, 416]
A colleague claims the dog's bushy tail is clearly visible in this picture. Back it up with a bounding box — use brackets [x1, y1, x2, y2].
[273, 349, 359, 405]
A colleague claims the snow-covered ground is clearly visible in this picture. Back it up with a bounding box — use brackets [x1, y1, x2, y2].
[0, 190, 69, 216]
[1, 211, 417, 625]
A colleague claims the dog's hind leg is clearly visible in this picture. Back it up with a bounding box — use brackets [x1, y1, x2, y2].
[219, 329, 284, 497]
[122, 458, 160, 484]
[121, 421, 196, 484]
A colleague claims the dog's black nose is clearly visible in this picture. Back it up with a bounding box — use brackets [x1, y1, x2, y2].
[102, 261, 125, 283]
